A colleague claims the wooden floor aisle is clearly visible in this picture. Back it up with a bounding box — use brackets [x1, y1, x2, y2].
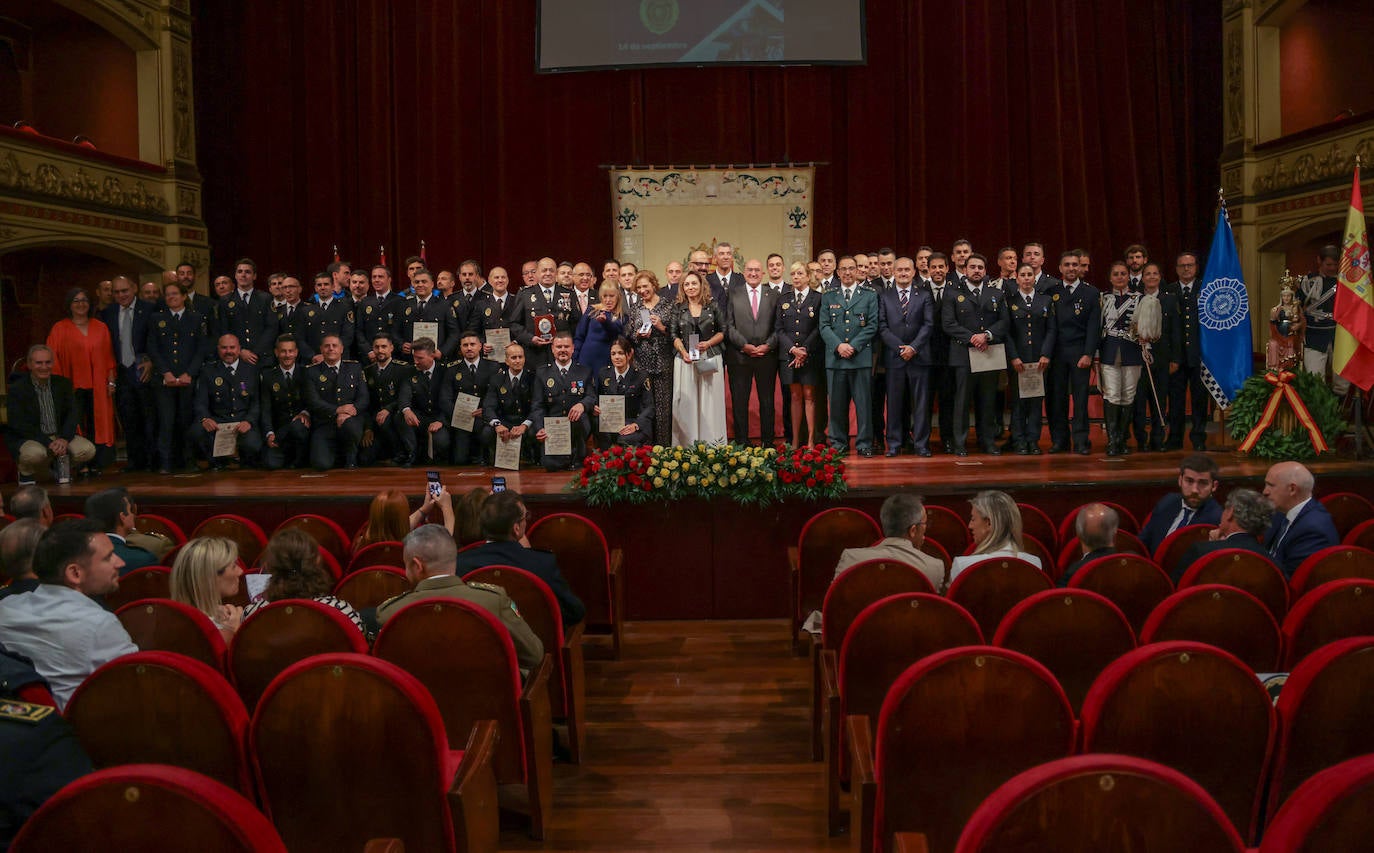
[502, 620, 847, 852]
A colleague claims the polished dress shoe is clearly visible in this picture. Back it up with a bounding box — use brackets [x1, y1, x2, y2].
[917, 448, 933, 457]
[859, 448, 874, 457]
[954, 448, 968, 457]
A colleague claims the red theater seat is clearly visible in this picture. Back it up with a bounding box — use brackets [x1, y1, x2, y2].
[1153, 522, 1215, 573]
[104, 565, 171, 611]
[192, 514, 269, 568]
[347, 540, 405, 572]
[1319, 491, 1374, 540]
[116, 599, 228, 673]
[275, 513, 351, 563]
[1178, 547, 1289, 621]
[527, 513, 624, 658]
[1139, 585, 1283, 672]
[788, 507, 882, 653]
[1261, 753, 1374, 852]
[333, 566, 412, 610]
[1282, 578, 1374, 669]
[1290, 546, 1374, 601]
[946, 557, 1051, 639]
[229, 599, 369, 710]
[1066, 553, 1174, 636]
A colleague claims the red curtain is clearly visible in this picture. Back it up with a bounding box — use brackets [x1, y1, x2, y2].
[192, 0, 1221, 277]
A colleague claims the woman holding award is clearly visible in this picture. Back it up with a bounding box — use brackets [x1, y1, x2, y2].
[593, 337, 653, 447]
[573, 282, 627, 373]
[776, 261, 823, 446]
[632, 271, 675, 446]
[671, 272, 727, 445]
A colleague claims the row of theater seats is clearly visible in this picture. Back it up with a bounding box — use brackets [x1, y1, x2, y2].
[831, 637, 1374, 853]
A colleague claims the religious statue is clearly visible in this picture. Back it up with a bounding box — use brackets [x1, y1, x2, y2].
[1267, 273, 1305, 371]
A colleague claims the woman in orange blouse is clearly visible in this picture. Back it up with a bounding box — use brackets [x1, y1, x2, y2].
[46, 286, 117, 476]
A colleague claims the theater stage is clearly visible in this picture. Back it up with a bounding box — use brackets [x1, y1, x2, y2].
[48, 450, 1374, 621]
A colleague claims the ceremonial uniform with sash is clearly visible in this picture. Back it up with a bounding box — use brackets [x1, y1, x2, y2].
[1132, 291, 1182, 451]
[1299, 272, 1345, 391]
[1099, 290, 1144, 456]
[303, 359, 368, 470]
[439, 356, 500, 465]
[190, 359, 262, 466]
[594, 364, 653, 447]
[531, 361, 596, 471]
[1005, 287, 1057, 454]
[362, 359, 415, 466]
[260, 362, 310, 469]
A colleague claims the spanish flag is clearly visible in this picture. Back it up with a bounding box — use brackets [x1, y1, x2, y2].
[1334, 163, 1374, 391]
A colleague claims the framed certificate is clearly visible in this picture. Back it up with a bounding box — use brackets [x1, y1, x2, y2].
[599, 395, 626, 433]
[486, 327, 511, 362]
[544, 416, 572, 455]
[450, 392, 480, 430]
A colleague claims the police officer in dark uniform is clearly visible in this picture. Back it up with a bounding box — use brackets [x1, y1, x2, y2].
[467, 266, 525, 354]
[299, 272, 356, 363]
[394, 269, 461, 363]
[397, 337, 449, 465]
[1048, 251, 1102, 455]
[440, 332, 500, 465]
[1165, 251, 1208, 451]
[518, 257, 583, 369]
[212, 258, 277, 368]
[1005, 264, 1057, 455]
[923, 253, 958, 453]
[355, 265, 407, 363]
[260, 334, 311, 469]
[594, 336, 653, 447]
[942, 254, 1009, 456]
[189, 334, 262, 469]
[531, 330, 596, 471]
[361, 333, 415, 467]
[483, 341, 537, 465]
[273, 276, 309, 343]
[147, 280, 207, 473]
[303, 335, 369, 470]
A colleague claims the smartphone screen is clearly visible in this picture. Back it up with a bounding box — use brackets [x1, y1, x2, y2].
[426, 470, 442, 498]
[491, 476, 507, 493]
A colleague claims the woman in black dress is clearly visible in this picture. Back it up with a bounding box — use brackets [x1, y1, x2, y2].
[631, 271, 674, 446]
[776, 262, 824, 446]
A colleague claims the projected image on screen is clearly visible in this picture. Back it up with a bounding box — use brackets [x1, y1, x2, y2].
[538, 0, 865, 72]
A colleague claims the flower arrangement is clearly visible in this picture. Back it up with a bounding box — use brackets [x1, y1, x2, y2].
[573, 443, 847, 506]
[1227, 370, 1346, 460]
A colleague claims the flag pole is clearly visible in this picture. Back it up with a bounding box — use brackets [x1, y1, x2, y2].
[1356, 154, 1367, 459]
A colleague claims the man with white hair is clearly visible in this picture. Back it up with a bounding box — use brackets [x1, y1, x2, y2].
[1262, 461, 1339, 578]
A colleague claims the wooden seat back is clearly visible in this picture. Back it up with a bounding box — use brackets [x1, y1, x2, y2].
[116, 599, 228, 673]
[1261, 753, 1374, 853]
[823, 560, 935, 654]
[921, 504, 971, 556]
[955, 754, 1245, 853]
[787, 507, 880, 644]
[1345, 518, 1374, 550]
[1154, 522, 1216, 574]
[10, 764, 286, 853]
[872, 646, 1076, 853]
[1020, 535, 1055, 583]
[333, 566, 412, 610]
[1140, 585, 1283, 672]
[65, 651, 252, 796]
[104, 565, 171, 611]
[1080, 641, 1276, 843]
[526, 512, 616, 628]
[1178, 547, 1290, 620]
[1268, 638, 1374, 822]
[1067, 553, 1174, 635]
[275, 513, 351, 563]
[135, 513, 188, 544]
[192, 514, 269, 567]
[465, 564, 577, 719]
[992, 588, 1136, 713]
[1290, 546, 1374, 600]
[1017, 502, 1058, 552]
[229, 599, 368, 710]
[1319, 492, 1374, 540]
[946, 557, 1052, 639]
[347, 540, 405, 572]
[1282, 578, 1374, 668]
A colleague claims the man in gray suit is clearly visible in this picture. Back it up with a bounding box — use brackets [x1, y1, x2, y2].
[831, 493, 946, 592]
[724, 258, 780, 445]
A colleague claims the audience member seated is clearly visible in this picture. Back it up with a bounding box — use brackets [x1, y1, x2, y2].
[0, 519, 44, 602]
[353, 486, 454, 553]
[1138, 453, 1222, 555]
[169, 537, 245, 644]
[831, 493, 946, 592]
[377, 523, 544, 670]
[1263, 461, 1340, 579]
[454, 490, 586, 628]
[242, 528, 365, 633]
[0, 520, 137, 709]
[1058, 503, 1120, 587]
[82, 487, 156, 574]
[9, 486, 53, 527]
[453, 487, 488, 547]
[950, 490, 1043, 582]
[1173, 488, 1271, 583]
[2, 345, 97, 485]
[0, 642, 94, 849]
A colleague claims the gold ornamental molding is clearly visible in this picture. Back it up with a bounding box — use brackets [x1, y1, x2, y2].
[1252, 134, 1374, 196]
[0, 151, 170, 218]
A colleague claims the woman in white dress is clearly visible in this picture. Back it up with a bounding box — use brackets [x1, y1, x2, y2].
[949, 490, 1043, 582]
[670, 272, 727, 445]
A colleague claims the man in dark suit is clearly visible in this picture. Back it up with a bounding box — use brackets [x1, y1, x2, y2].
[394, 269, 461, 363]
[147, 280, 207, 473]
[1047, 251, 1101, 455]
[453, 490, 586, 629]
[260, 335, 311, 470]
[99, 275, 156, 472]
[1058, 503, 1119, 587]
[212, 258, 277, 367]
[923, 254, 958, 453]
[361, 333, 415, 466]
[518, 257, 583, 369]
[707, 242, 743, 305]
[440, 333, 500, 465]
[878, 256, 935, 456]
[723, 258, 781, 446]
[1138, 453, 1223, 556]
[354, 266, 406, 363]
[1172, 488, 1273, 583]
[1005, 265, 1057, 455]
[398, 337, 451, 465]
[1133, 269, 1182, 451]
[83, 487, 156, 574]
[273, 276, 309, 344]
[1165, 251, 1210, 450]
[190, 334, 262, 469]
[1263, 461, 1341, 579]
[303, 335, 369, 470]
[299, 272, 356, 363]
[484, 341, 538, 465]
[942, 254, 1009, 456]
[3, 345, 97, 485]
[531, 331, 596, 471]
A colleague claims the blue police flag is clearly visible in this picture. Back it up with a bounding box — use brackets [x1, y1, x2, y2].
[1198, 198, 1253, 408]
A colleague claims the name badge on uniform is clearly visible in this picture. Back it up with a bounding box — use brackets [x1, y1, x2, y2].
[214, 376, 224, 386]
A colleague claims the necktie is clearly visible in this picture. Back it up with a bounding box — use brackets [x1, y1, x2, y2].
[286, 305, 293, 318]
[1269, 516, 1290, 555]
[544, 289, 554, 303]
[228, 365, 236, 378]
[899, 289, 909, 314]
[579, 292, 587, 313]
[1182, 285, 1192, 298]
[1168, 506, 1194, 535]
[119, 307, 134, 367]
[560, 367, 568, 380]
[971, 287, 980, 300]
[750, 288, 759, 319]
[844, 288, 853, 302]
[331, 365, 339, 377]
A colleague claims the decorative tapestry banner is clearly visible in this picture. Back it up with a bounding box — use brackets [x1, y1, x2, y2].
[610, 166, 815, 278]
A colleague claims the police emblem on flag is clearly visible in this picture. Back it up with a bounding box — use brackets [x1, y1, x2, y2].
[1199, 277, 1249, 332]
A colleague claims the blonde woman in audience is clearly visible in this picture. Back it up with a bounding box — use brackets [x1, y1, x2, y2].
[242, 528, 365, 634]
[949, 490, 1043, 582]
[169, 536, 244, 643]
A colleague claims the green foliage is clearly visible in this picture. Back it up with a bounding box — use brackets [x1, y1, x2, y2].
[1227, 371, 1347, 460]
